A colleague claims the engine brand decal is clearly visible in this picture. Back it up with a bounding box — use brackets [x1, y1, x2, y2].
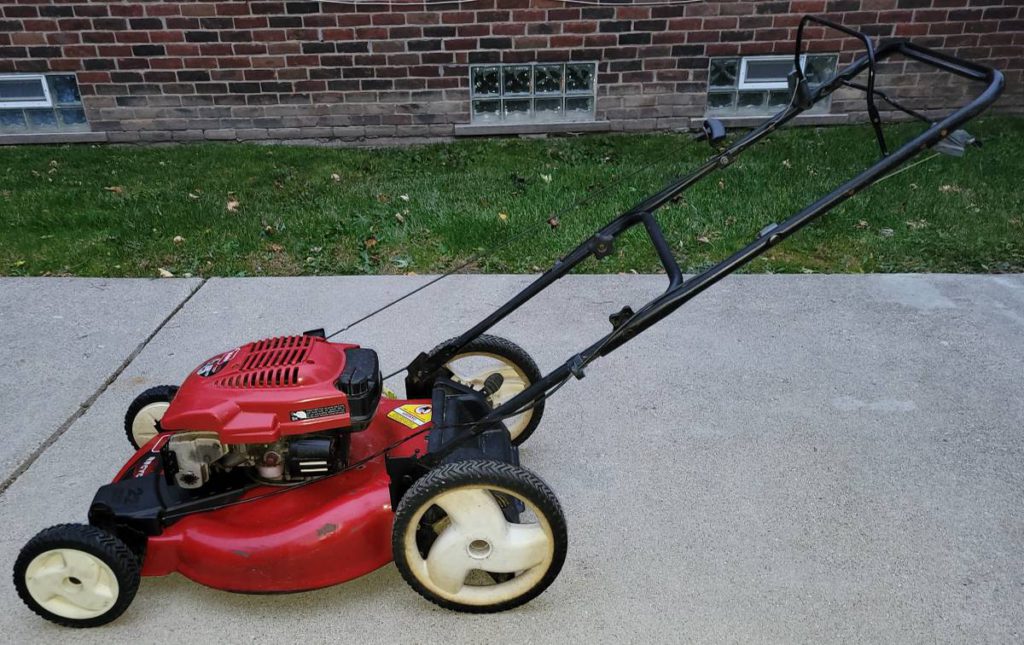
[197, 348, 238, 377]
[290, 403, 347, 421]
[387, 404, 432, 429]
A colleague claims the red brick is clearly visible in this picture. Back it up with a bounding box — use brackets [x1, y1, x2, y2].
[323, 28, 355, 40]
[0, 0, 1014, 144]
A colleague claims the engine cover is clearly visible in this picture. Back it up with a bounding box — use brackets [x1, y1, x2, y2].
[160, 335, 381, 444]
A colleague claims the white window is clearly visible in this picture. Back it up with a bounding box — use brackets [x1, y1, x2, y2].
[707, 54, 838, 117]
[470, 62, 597, 125]
[0, 74, 88, 134]
[738, 55, 808, 90]
[0, 74, 52, 109]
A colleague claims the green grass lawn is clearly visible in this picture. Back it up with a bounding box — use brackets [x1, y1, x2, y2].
[1, 116, 1022, 278]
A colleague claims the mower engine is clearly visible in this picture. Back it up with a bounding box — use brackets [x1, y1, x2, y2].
[162, 430, 349, 489]
[157, 334, 379, 489]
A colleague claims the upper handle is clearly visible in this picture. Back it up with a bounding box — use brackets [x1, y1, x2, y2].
[793, 15, 877, 82]
[794, 15, 887, 155]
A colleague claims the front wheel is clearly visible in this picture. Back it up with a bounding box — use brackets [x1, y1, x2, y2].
[124, 385, 178, 449]
[392, 460, 567, 613]
[14, 524, 141, 628]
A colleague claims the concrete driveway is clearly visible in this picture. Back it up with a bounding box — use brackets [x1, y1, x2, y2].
[0, 274, 1021, 643]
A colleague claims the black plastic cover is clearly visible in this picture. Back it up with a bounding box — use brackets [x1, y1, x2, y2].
[287, 436, 339, 477]
[89, 458, 251, 539]
[336, 347, 382, 430]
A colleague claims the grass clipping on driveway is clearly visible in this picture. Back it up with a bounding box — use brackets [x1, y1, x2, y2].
[1, 117, 1022, 277]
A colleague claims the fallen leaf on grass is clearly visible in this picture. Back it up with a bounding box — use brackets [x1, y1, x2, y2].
[331, 173, 341, 183]
[394, 212, 406, 224]
[717, 180, 726, 190]
[268, 243, 284, 253]
[855, 220, 870, 229]
[547, 216, 560, 229]
[104, 186, 124, 194]
[364, 236, 378, 249]
[172, 235, 185, 244]
[226, 198, 240, 212]
[540, 174, 552, 184]
[157, 268, 175, 278]
[188, 192, 200, 200]
[498, 212, 509, 223]
[399, 194, 410, 202]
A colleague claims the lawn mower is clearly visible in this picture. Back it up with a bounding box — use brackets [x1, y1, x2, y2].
[14, 19, 1003, 627]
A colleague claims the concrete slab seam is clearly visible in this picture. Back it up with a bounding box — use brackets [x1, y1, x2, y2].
[0, 278, 208, 497]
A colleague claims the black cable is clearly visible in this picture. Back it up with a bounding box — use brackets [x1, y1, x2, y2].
[839, 79, 933, 124]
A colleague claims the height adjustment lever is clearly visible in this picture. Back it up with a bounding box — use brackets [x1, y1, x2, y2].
[479, 373, 505, 398]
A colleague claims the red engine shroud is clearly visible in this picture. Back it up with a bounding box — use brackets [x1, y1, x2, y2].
[123, 397, 429, 592]
[160, 335, 367, 444]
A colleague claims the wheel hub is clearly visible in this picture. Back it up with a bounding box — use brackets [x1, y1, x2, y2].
[24, 548, 120, 619]
[467, 539, 492, 559]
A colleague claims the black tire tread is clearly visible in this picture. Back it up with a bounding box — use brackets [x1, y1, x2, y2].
[13, 523, 140, 628]
[392, 459, 567, 613]
[431, 334, 544, 445]
[123, 384, 178, 449]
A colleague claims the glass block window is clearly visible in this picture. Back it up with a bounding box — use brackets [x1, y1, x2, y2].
[471, 62, 596, 125]
[706, 54, 837, 117]
[0, 74, 89, 135]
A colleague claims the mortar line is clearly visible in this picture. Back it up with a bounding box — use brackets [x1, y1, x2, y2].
[0, 278, 209, 496]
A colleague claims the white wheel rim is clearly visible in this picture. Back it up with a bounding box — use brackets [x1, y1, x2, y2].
[25, 548, 120, 620]
[403, 484, 555, 606]
[132, 401, 169, 447]
[444, 352, 533, 441]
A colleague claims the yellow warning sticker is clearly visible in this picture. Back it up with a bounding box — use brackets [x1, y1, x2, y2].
[387, 404, 432, 429]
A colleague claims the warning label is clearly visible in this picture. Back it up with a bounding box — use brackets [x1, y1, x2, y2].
[387, 404, 432, 429]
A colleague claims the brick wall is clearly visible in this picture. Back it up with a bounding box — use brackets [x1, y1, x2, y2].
[0, 0, 1020, 144]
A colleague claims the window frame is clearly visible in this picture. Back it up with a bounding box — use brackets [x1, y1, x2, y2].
[469, 62, 598, 126]
[737, 55, 808, 91]
[706, 53, 838, 118]
[0, 74, 53, 110]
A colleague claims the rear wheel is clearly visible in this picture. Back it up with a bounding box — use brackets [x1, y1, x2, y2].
[434, 335, 544, 445]
[124, 385, 178, 449]
[13, 524, 140, 628]
[392, 460, 567, 613]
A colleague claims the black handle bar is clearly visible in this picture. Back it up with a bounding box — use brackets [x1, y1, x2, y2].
[795, 15, 887, 154]
[407, 19, 1005, 445]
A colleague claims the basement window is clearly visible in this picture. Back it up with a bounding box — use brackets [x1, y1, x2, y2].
[470, 62, 597, 125]
[0, 74, 89, 135]
[706, 54, 837, 117]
